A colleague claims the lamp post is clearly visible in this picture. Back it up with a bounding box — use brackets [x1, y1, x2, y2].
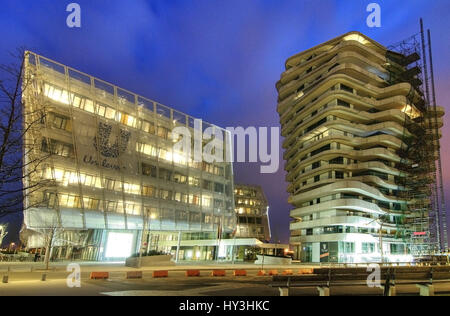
[366, 216, 387, 264]
[138, 209, 150, 268]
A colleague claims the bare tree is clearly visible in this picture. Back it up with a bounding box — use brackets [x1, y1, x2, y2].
[42, 226, 59, 270]
[0, 223, 7, 247]
[0, 49, 50, 220]
[41, 223, 87, 268]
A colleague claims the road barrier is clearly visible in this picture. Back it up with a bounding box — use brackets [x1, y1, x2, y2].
[152, 270, 168, 278]
[185, 269, 201, 277]
[257, 270, 266, 276]
[90, 272, 109, 280]
[298, 268, 314, 275]
[282, 269, 293, 275]
[233, 269, 247, 277]
[272, 266, 450, 296]
[126, 271, 143, 279]
[211, 269, 226, 277]
[268, 270, 278, 276]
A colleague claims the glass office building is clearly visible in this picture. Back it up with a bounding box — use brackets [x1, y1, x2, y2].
[22, 52, 236, 261]
[234, 184, 270, 242]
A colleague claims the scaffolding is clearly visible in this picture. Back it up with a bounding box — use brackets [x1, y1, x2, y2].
[385, 19, 447, 256]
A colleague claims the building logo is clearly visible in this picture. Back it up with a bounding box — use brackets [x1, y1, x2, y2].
[83, 122, 131, 171]
[94, 122, 131, 158]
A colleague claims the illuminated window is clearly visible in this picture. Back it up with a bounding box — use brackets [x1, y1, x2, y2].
[202, 214, 212, 224]
[49, 113, 71, 131]
[105, 107, 116, 120]
[157, 126, 169, 139]
[83, 99, 95, 113]
[105, 232, 133, 258]
[159, 148, 172, 162]
[71, 94, 82, 108]
[343, 34, 370, 45]
[97, 103, 106, 116]
[173, 172, 187, 184]
[174, 192, 188, 203]
[119, 112, 136, 127]
[202, 196, 212, 208]
[104, 178, 115, 191]
[142, 120, 155, 134]
[188, 176, 200, 187]
[142, 185, 155, 197]
[159, 189, 172, 200]
[106, 201, 117, 212]
[189, 194, 200, 205]
[125, 203, 140, 215]
[173, 151, 187, 165]
[41, 139, 74, 158]
[136, 142, 158, 158]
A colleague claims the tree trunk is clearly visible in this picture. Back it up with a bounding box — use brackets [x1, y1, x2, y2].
[44, 229, 54, 270]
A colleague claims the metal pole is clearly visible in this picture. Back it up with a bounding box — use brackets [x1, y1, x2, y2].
[215, 219, 220, 262]
[138, 209, 149, 268]
[379, 221, 384, 264]
[175, 231, 181, 263]
[420, 18, 441, 253]
[427, 29, 448, 252]
[231, 234, 236, 264]
[261, 251, 265, 271]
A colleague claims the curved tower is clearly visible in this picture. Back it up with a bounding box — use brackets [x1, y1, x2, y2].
[276, 32, 444, 263]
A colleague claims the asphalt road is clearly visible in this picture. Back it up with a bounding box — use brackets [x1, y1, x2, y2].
[2, 272, 450, 296]
[2, 261, 450, 296]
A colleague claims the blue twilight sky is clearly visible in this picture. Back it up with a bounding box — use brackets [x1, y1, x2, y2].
[0, 0, 449, 244]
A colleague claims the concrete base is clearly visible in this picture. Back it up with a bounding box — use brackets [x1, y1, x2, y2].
[416, 284, 434, 296]
[255, 255, 292, 265]
[317, 286, 330, 296]
[125, 255, 175, 268]
[279, 287, 289, 296]
[383, 285, 396, 296]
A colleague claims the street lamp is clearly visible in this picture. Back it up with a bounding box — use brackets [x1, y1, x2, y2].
[138, 208, 150, 268]
[366, 215, 388, 264]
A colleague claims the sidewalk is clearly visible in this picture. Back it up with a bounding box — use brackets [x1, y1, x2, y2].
[0, 260, 315, 273]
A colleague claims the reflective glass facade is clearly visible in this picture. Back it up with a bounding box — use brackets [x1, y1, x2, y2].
[22, 52, 235, 260]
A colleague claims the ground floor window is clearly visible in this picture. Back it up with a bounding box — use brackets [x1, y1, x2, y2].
[390, 243, 406, 255]
[362, 242, 375, 254]
[340, 241, 355, 254]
